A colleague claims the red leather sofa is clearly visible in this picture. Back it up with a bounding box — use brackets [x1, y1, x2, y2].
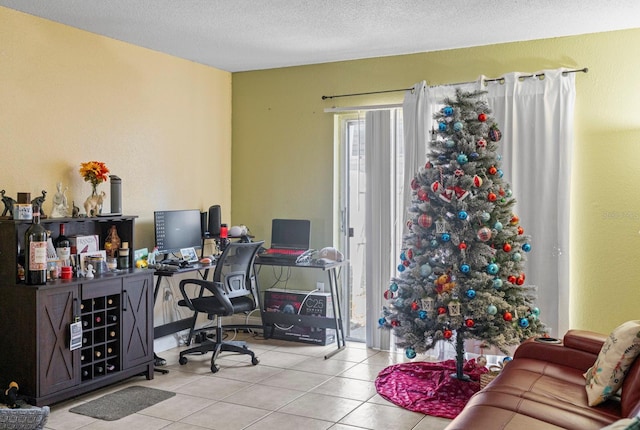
[446, 330, 640, 429]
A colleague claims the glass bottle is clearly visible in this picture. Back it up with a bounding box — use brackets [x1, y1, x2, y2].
[54, 223, 71, 265]
[24, 205, 47, 285]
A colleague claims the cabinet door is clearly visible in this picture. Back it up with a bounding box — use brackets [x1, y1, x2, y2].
[122, 273, 153, 369]
[38, 284, 80, 396]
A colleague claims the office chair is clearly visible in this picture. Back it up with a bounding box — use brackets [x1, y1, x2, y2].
[177, 240, 264, 373]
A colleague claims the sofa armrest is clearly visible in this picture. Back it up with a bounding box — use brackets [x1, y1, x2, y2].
[513, 329, 605, 372]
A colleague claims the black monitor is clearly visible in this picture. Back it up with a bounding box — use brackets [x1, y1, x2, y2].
[154, 209, 203, 257]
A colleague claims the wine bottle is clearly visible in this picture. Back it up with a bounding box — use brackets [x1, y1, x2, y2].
[95, 366, 104, 374]
[54, 223, 71, 265]
[95, 350, 102, 358]
[107, 347, 113, 354]
[82, 370, 89, 378]
[107, 314, 117, 323]
[24, 205, 47, 285]
[95, 315, 102, 324]
[109, 330, 116, 338]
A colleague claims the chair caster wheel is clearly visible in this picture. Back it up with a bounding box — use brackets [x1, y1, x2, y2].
[211, 365, 219, 373]
[251, 357, 259, 366]
[179, 356, 188, 365]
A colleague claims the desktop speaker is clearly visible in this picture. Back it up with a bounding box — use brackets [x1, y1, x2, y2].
[208, 205, 221, 236]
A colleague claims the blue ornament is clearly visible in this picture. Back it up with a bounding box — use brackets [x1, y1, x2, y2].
[443, 106, 454, 116]
[522, 243, 532, 252]
[498, 169, 504, 178]
[460, 264, 470, 273]
[532, 307, 540, 316]
[378, 317, 386, 326]
[466, 289, 476, 299]
[494, 221, 503, 231]
[487, 263, 499, 275]
[457, 154, 468, 164]
[400, 251, 407, 261]
[420, 264, 432, 277]
[405, 347, 417, 359]
[487, 304, 498, 315]
[438, 155, 448, 163]
[453, 121, 463, 131]
[446, 139, 455, 148]
[438, 122, 447, 132]
[395, 298, 404, 307]
[512, 252, 522, 262]
[397, 264, 406, 272]
[458, 211, 468, 220]
[418, 310, 427, 319]
[470, 152, 479, 159]
[505, 189, 512, 197]
[519, 318, 529, 328]
[441, 233, 451, 242]
[503, 356, 512, 364]
[497, 154, 502, 161]
[493, 278, 503, 289]
[390, 282, 399, 292]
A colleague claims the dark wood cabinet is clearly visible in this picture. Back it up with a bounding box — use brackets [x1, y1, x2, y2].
[0, 216, 154, 406]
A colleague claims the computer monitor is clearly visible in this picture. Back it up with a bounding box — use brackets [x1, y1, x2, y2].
[154, 209, 203, 257]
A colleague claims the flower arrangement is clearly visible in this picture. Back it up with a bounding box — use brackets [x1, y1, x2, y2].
[79, 161, 110, 194]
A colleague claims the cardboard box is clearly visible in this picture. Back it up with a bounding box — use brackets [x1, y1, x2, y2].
[70, 235, 99, 254]
[263, 288, 336, 345]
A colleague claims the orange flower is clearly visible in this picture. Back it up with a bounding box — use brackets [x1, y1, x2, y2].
[79, 161, 110, 188]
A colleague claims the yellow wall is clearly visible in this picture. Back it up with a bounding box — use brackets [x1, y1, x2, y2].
[0, 7, 232, 249]
[232, 29, 640, 335]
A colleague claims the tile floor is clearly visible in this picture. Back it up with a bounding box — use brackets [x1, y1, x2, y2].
[44, 332, 452, 430]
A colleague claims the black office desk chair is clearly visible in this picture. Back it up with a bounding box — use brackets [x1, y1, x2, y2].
[177, 240, 264, 373]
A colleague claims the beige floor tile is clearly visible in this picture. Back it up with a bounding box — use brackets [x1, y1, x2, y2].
[326, 346, 378, 363]
[278, 392, 362, 422]
[138, 393, 215, 421]
[180, 401, 270, 430]
[259, 369, 332, 391]
[310, 376, 378, 401]
[339, 402, 424, 430]
[338, 362, 387, 382]
[222, 383, 304, 410]
[73, 412, 172, 429]
[290, 356, 356, 375]
[413, 414, 452, 430]
[173, 375, 251, 400]
[245, 411, 333, 430]
[253, 350, 310, 368]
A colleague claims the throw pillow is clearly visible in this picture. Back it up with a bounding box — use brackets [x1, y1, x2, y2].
[585, 320, 640, 406]
[600, 418, 640, 430]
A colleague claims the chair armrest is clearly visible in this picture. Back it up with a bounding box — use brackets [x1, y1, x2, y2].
[513, 330, 606, 372]
[178, 278, 234, 315]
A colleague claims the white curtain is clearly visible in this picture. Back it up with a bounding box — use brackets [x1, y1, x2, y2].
[365, 110, 392, 350]
[483, 69, 575, 337]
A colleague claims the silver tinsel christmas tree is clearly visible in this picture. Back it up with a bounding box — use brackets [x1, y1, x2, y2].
[380, 89, 545, 379]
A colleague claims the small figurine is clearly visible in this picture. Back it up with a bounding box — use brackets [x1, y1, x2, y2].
[105, 225, 121, 258]
[148, 246, 159, 266]
[84, 191, 105, 217]
[71, 201, 80, 218]
[51, 182, 69, 218]
[85, 263, 95, 279]
[31, 190, 47, 217]
[1, 190, 16, 217]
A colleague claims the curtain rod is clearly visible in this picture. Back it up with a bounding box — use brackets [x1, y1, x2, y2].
[321, 67, 588, 101]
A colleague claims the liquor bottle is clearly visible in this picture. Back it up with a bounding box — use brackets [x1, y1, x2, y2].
[54, 223, 71, 265]
[24, 205, 47, 285]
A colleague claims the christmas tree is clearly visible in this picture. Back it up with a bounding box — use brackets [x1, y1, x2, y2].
[380, 89, 545, 380]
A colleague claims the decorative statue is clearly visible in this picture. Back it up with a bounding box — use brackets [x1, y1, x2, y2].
[1, 190, 16, 217]
[84, 263, 95, 279]
[71, 201, 80, 218]
[31, 190, 47, 217]
[51, 182, 69, 218]
[84, 191, 106, 217]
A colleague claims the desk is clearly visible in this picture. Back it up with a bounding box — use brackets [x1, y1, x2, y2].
[255, 257, 347, 359]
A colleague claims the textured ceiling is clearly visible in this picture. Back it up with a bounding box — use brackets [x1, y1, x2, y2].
[2, 0, 640, 72]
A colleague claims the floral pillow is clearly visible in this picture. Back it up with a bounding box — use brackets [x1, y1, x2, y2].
[585, 320, 640, 406]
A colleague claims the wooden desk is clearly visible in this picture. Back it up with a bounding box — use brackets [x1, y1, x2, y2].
[255, 257, 347, 359]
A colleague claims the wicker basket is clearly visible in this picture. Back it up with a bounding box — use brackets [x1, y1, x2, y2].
[480, 370, 500, 389]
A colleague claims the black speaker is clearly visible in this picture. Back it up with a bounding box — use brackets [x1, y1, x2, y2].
[208, 205, 221, 236]
[200, 211, 208, 237]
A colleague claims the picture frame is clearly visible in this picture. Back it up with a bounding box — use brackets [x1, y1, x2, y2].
[180, 247, 198, 263]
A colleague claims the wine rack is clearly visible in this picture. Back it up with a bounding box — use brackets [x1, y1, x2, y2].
[80, 294, 121, 381]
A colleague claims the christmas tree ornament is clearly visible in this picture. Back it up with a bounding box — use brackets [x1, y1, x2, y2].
[503, 312, 513, 321]
[459, 242, 467, 250]
[446, 139, 456, 148]
[395, 298, 404, 307]
[522, 243, 532, 252]
[420, 264, 432, 276]
[473, 175, 483, 187]
[448, 300, 461, 316]
[418, 310, 427, 319]
[518, 226, 525, 235]
[470, 152, 479, 159]
[454, 168, 464, 177]
[510, 214, 519, 225]
[378, 317, 386, 326]
[532, 307, 540, 317]
[498, 169, 504, 178]
[508, 275, 517, 284]
[431, 181, 442, 193]
[411, 177, 419, 190]
[493, 278, 503, 289]
[443, 106, 454, 116]
[417, 188, 429, 201]
[454, 186, 470, 200]
[458, 211, 468, 220]
[519, 318, 529, 328]
[406, 248, 414, 260]
[488, 192, 497, 202]
[505, 188, 512, 197]
[441, 233, 451, 242]
[477, 138, 487, 149]
[512, 252, 522, 262]
[460, 263, 470, 273]
[438, 122, 447, 132]
[488, 166, 498, 175]
[443, 329, 453, 339]
[457, 154, 469, 164]
[397, 264, 406, 272]
[425, 161, 432, 169]
[453, 121, 463, 131]
[405, 347, 417, 359]
[494, 221, 503, 231]
[418, 214, 433, 228]
[435, 219, 447, 233]
[391, 320, 400, 327]
[421, 297, 435, 311]
[478, 113, 487, 122]
[481, 212, 491, 222]
[502, 243, 512, 252]
[516, 276, 525, 285]
[438, 307, 447, 315]
[477, 226, 492, 242]
[430, 239, 439, 248]
[411, 301, 419, 311]
[400, 251, 407, 261]
[465, 289, 476, 299]
[402, 259, 410, 267]
[489, 124, 502, 141]
[487, 304, 498, 315]
[465, 318, 475, 327]
[384, 289, 396, 300]
[486, 263, 499, 275]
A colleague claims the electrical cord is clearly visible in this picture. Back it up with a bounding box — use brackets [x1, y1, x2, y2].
[273, 288, 319, 331]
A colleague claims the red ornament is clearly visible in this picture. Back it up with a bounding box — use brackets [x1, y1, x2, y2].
[459, 242, 467, 250]
[465, 318, 475, 328]
[478, 113, 487, 122]
[438, 307, 447, 315]
[510, 215, 519, 225]
[502, 243, 512, 252]
[383, 290, 394, 300]
[454, 168, 464, 177]
[431, 181, 441, 193]
[503, 312, 513, 322]
[406, 248, 413, 260]
[391, 320, 400, 327]
[473, 175, 483, 187]
[425, 161, 432, 169]
[403, 260, 410, 267]
[418, 214, 433, 228]
[411, 178, 419, 190]
[477, 138, 487, 149]
[516, 276, 525, 285]
[417, 188, 429, 201]
[518, 226, 524, 235]
[508, 275, 517, 284]
[489, 125, 502, 142]
[488, 192, 497, 202]
[488, 166, 497, 175]
[499, 187, 505, 196]
[411, 301, 419, 311]
[443, 329, 453, 339]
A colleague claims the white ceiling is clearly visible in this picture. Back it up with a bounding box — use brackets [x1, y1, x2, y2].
[2, 0, 640, 72]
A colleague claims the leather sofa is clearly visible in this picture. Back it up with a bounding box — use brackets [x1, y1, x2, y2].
[445, 329, 640, 429]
